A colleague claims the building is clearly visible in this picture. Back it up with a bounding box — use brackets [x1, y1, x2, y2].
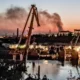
[58, 31, 71, 36]
[74, 29, 80, 36]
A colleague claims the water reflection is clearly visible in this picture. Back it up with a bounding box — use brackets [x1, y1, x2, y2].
[32, 62, 35, 73]
[0, 60, 80, 80]
[25, 60, 80, 80]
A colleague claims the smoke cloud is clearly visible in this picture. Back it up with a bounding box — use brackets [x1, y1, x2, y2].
[0, 6, 63, 35]
[39, 11, 63, 32]
[6, 7, 27, 19]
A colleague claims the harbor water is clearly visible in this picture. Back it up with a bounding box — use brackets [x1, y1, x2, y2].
[22, 60, 80, 80]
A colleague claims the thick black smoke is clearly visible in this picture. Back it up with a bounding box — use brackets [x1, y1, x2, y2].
[0, 6, 63, 35]
[6, 7, 63, 32]
[0, 7, 27, 36]
[40, 11, 63, 31]
[53, 13, 63, 31]
[6, 7, 27, 19]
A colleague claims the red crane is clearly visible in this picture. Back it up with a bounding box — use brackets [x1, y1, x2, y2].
[24, 4, 40, 64]
[9, 5, 40, 63]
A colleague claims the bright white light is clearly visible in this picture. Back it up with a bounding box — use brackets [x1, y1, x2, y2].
[65, 46, 72, 49]
[43, 60, 48, 64]
[74, 46, 80, 52]
[9, 44, 18, 49]
[65, 46, 80, 52]
[45, 47, 48, 51]
[29, 45, 34, 49]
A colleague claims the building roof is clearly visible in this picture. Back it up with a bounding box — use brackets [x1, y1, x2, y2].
[59, 30, 70, 33]
[74, 29, 80, 31]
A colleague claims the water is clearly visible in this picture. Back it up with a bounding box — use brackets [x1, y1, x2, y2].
[23, 60, 80, 80]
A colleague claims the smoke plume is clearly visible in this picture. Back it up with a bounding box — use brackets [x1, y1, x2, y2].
[39, 11, 63, 32]
[0, 6, 63, 35]
[0, 7, 27, 36]
[6, 7, 27, 19]
[53, 13, 63, 31]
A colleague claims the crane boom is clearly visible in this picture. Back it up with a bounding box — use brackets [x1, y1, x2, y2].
[9, 5, 40, 65]
[23, 5, 40, 66]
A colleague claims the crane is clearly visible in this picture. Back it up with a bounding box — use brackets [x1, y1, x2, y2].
[9, 5, 40, 65]
[24, 4, 40, 66]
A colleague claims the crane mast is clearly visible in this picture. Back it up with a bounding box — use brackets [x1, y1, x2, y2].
[23, 5, 40, 66]
[9, 5, 40, 66]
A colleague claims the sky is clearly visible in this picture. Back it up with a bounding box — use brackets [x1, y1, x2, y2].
[0, 0, 80, 35]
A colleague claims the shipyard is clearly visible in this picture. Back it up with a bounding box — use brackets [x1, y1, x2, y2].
[0, 1, 80, 80]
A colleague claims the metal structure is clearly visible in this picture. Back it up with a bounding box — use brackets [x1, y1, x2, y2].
[17, 5, 40, 46]
[70, 35, 80, 46]
[9, 5, 40, 63]
[24, 4, 40, 65]
[15, 5, 40, 64]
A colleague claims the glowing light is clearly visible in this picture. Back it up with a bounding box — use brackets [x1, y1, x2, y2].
[74, 46, 80, 52]
[9, 44, 26, 49]
[65, 46, 72, 49]
[18, 45, 26, 49]
[0, 36, 4, 38]
[38, 45, 48, 51]
[43, 60, 48, 64]
[65, 46, 80, 53]
[29, 45, 34, 49]
[45, 47, 48, 51]
[9, 44, 18, 49]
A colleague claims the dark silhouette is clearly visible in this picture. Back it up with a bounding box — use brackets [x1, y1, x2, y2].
[71, 46, 79, 66]
[32, 62, 35, 68]
[25, 74, 34, 80]
[32, 62, 35, 72]
[42, 75, 48, 80]
[58, 46, 65, 66]
[49, 46, 56, 55]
